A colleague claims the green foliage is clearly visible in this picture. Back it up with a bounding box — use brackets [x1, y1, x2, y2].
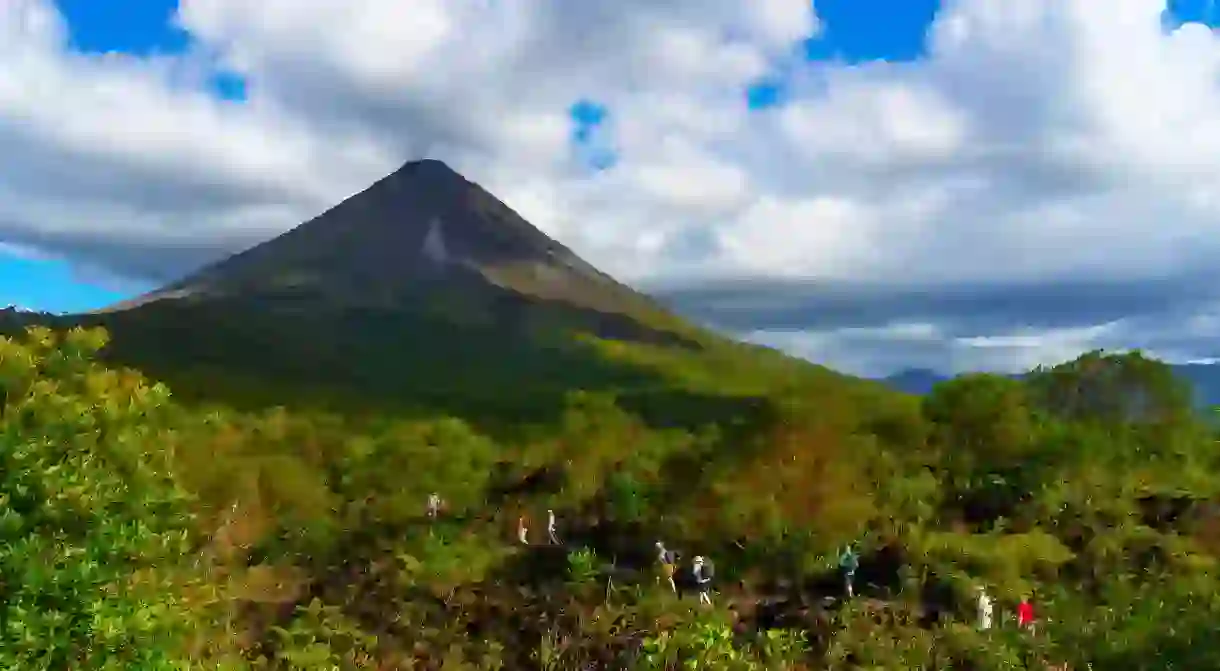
[1027, 349, 1194, 425]
[270, 598, 378, 670]
[756, 628, 809, 668]
[397, 530, 508, 601]
[566, 547, 601, 586]
[2, 318, 1220, 670]
[635, 611, 760, 670]
[605, 469, 648, 521]
[0, 327, 199, 670]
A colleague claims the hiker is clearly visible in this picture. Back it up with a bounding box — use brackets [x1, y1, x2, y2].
[1017, 595, 1035, 633]
[656, 541, 678, 594]
[692, 555, 714, 606]
[976, 585, 994, 631]
[839, 544, 860, 598]
[546, 509, 560, 545]
[426, 492, 441, 519]
[517, 515, 529, 545]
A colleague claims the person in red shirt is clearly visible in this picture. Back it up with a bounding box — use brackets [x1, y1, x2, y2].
[1017, 596, 1035, 631]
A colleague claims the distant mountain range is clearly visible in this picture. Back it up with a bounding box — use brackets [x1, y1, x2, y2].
[880, 364, 1220, 407]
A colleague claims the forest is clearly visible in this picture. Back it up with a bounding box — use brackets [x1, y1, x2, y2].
[2, 322, 1218, 670]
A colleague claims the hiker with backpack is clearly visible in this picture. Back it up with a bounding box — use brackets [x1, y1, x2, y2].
[839, 544, 860, 598]
[656, 541, 678, 594]
[426, 492, 441, 519]
[693, 555, 714, 606]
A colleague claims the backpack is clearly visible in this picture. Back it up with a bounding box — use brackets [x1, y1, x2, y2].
[702, 561, 715, 579]
[840, 549, 859, 571]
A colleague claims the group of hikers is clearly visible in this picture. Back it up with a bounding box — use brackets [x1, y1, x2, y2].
[655, 541, 714, 605]
[515, 509, 560, 545]
[426, 494, 1041, 631]
[975, 585, 1039, 632]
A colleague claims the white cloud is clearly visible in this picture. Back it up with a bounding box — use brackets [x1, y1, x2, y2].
[744, 322, 948, 377]
[0, 242, 51, 261]
[950, 322, 1128, 373]
[5, 0, 1220, 372]
[746, 321, 1134, 377]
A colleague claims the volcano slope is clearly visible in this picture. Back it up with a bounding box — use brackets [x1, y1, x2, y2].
[82, 158, 709, 422]
[2, 161, 1219, 670]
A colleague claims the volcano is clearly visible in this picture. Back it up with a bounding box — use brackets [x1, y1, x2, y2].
[110, 159, 666, 322]
[41, 159, 703, 414]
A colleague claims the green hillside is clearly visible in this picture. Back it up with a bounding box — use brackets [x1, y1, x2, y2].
[2, 300, 1219, 669]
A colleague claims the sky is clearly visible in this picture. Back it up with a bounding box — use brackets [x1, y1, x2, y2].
[4, 0, 1220, 376]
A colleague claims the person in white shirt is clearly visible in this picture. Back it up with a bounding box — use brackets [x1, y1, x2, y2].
[692, 556, 713, 606]
[546, 509, 560, 545]
[517, 515, 528, 544]
[976, 585, 994, 631]
[426, 493, 441, 519]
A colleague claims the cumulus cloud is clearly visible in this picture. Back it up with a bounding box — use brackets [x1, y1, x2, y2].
[667, 273, 1220, 375]
[2, 0, 1220, 374]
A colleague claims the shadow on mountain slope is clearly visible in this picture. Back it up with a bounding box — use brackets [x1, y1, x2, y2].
[7, 289, 731, 434]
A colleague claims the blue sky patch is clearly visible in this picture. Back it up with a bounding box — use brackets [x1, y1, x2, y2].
[0, 250, 149, 314]
[54, 0, 249, 101]
[569, 99, 618, 171]
[746, 0, 941, 109]
[54, 0, 190, 56]
[747, 80, 788, 110]
[1164, 0, 1220, 28]
[804, 0, 941, 64]
[570, 100, 609, 144]
[209, 70, 249, 102]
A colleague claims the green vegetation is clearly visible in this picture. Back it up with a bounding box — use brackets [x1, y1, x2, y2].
[2, 315, 1219, 669]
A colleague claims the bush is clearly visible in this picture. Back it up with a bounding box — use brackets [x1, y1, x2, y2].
[0, 328, 199, 669]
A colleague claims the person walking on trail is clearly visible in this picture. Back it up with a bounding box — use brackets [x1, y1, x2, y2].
[546, 509, 560, 545]
[1017, 596, 1036, 633]
[426, 493, 441, 519]
[517, 515, 529, 545]
[839, 544, 860, 598]
[656, 541, 678, 594]
[976, 585, 994, 631]
[692, 556, 714, 606]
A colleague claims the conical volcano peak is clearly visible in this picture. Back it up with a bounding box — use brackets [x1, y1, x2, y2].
[400, 157, 459, 174]
[338, 158, 587, 270]
[357, 157, 473, 215]
[116, 159, 644, 315]
[387, 158, 466, 186]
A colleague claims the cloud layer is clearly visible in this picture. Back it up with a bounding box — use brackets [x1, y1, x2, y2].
[3, 0, 1220, 374]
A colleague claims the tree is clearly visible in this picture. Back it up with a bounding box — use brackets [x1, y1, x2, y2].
[0, 327, 200, 670]
[924, 374, 1036, 473]
[923, 375, 1040, 527]
[1025, 350, 1193, 426]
